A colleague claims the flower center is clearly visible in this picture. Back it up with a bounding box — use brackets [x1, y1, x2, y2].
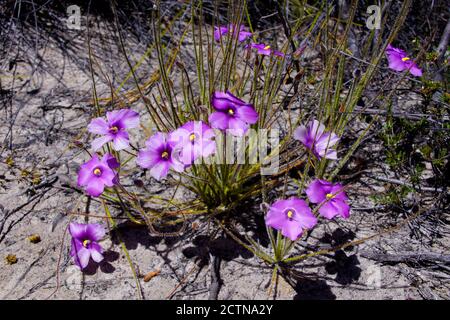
[286, 210, 294, 219]
[228, 108, 235, 115]
[93, 168, 102, 176]
[83, 239, 91, 247]
[109, 126, 119, 133]
[161, 151, 169, 159]
[326, 193, 335, 200]
[189, 133, 196, 142]
[264, 45, 271, 50]
[402, 57, 410, 61]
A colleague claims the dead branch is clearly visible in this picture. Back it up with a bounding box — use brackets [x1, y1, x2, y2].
[361, 251, 450, 264]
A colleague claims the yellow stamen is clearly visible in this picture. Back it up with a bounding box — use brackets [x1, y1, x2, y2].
[326, 193, 334, 200]
[264, 45, 271, 50]
[110, 126, 119, 133]
[287, 210, 293, 219]
[189, 133, 196, 142]
[402, 57, 410, 61]
[161, 151, 169, 159]
[93, 168, 102, 176]
[83, 240, 90, 247]
[228, 109, 234, 115]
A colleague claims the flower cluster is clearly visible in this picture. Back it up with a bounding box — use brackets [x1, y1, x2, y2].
[77, 23, 286, 194]
[71, 23, 430, 270]
[78, 89, 259, 192]
[136, 90, 260, 181]
[77, 111, 344, 246]
[265, 120, 348, 241]
[214, 24, 252, 42]
[214, 23, 285, 58]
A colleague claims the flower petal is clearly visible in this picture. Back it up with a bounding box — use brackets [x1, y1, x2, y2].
[112, 131, 130, 150]
[169, 147, 186, 172]
[296, 210, 317, 229]
[209, 111, 230, 130]
[103, 153, 120, 169]
[115, 109, 140, 128]
[236, 105, 258, 124]
[211, 93, 233, 111]
[293, 125, 308, 145]
[281, 219, 303, 241]
[201, 140, 216, 158]
[85, 178, 105, 197]
[69, 223, 88, 240]
[86, 223, 106, 241]
[310, 120, 326, 138]
[76, 248, 91, 269]
[224, 91, 248, 105]
[269, 199, 290, 212]
[77, 165, 93, 187]
[333, 199, 350, 218]
[387, 55, 407, 71]
[91, 135, 113, 151]
[89, 242, 104, 263]
[150, 161, 170, 181]
[98, 167, 116, 187]
[228, 117, 248, 136]
[265, 208, 287, 231]
[238, 30, 252, 42]
[315, 132, 339, 149]
[330, 184, 348, 201]
[106, 109, 139, 128]
[211, 91, 247, 110]
[306, 179, 328, 203]
[179, 143, 195, 165]
[214, 26, 228, 41]
[273, 50, 285, 57]
[145, 132, 166, 149]
[169, 127, 190, 147]
[319, 201, 339, 219]
[137, 149, 161, 169]
[70, 238, 83, 257]
[409, 64, 423, 77]
[323, 149, 337, 160]
[180, 121, 195, 132]
[88, 118, 109, 135]
[315, 132, 339, 160]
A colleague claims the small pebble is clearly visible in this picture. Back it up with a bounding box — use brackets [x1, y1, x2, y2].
[28, 234, 41, 244]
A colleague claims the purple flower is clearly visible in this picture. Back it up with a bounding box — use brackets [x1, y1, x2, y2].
[170, 121, 216, 165]
[385, 44, 422, 77]
[214, 24, 252, 42]
[136, 132, 185, 181]
[208, 91, 258, 136]
[294, 120, 339, 160]
[214, 26, 228, 41]
[248, 43, 285, 57]
[265, 197, 317, 241]
[77, 153, 118, 197]
[306, 179, 350, 219]
[69, 223, 105, 270]
[88, 109, 140, 151]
